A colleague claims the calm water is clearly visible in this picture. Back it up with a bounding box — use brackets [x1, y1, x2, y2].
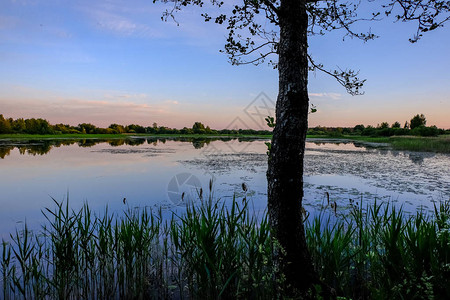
[1, 137, 449, 239]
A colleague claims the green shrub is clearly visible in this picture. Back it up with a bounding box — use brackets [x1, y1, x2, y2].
[411, 125, 440, 137]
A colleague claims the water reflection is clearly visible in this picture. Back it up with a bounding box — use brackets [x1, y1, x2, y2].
[0, 137, 269, 159]
[407, 152, 436, 164]
[192, 138, 211, 149]
[1, 138, 448, 240]
[0, 138, 441, 166]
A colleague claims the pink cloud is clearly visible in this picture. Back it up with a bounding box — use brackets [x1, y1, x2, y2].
[1, 98, 173, 127]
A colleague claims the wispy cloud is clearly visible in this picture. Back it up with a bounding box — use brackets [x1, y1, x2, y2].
[79, 3, 165, 39]
[108, 93, 149, 100]
[309, 92, 342, 100]
[75, 0, 228, 45]
[164, 99, 179, 105]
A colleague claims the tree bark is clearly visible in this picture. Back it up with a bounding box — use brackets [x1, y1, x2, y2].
[267, 0, 317, 296]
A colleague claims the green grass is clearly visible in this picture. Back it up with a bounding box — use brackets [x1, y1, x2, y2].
[308, 135, 450, 153]
[388, 136, 450, 153]
[2, 192, 449, 299]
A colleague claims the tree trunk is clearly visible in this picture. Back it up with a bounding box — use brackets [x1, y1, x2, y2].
[267, 0, 317, 296]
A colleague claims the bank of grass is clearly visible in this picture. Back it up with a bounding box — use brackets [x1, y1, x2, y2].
[308, 135, 450, 153]
[388, 135, 450, 153]
[2, 191, 449, 299]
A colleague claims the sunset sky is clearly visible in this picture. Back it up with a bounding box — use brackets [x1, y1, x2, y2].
[1, 0, 449, 129]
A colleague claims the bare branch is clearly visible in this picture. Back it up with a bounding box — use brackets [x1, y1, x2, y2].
[230, 51, 278, 66]
[233, 41, 277, 57]
[262, 0, 280, 16]
[308, 54, 365, 96]
[307, 1, 380, 41]
[383, 0, 450, 42]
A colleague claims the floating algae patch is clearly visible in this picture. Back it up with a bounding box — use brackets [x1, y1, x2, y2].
[180, 152, 267, 174]
[304, 146, 449, 204]
[180, 140, 449, 213]
[92, 147, 176, 156]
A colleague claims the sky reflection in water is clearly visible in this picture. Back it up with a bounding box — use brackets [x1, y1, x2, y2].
[0, 138, 449, 239]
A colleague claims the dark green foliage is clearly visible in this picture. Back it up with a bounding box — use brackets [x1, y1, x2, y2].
[77, 123, 97, 134]
[353, 124, 365, 132]
[22, 118, 53, 134]
[411, 114, 427, 130]
[378, 122, 390, 129]
[126, 124, 146, 134]
[411, 125, 440, 137]
[361, 125, 377, 136]
[304, 114, 445, 138]
[359, 124, 441, 137]
[192, 122, 206, 134]
[361, 126, 410, 137]
[108, 123, 125, 133]
[392, 121, 401, 128]
[0, 115, 13, 134]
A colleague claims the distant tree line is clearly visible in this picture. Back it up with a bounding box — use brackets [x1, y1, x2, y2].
[0, 115, 272, 136]
[2, 113, 447, 137]
[307, 114, 448, 137]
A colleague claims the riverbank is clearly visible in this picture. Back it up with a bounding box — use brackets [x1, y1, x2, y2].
[1, 133, 449, 153]
[307, 135, 450, 153]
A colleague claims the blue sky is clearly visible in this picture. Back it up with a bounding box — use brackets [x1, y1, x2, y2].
[1, 0, 449, 129]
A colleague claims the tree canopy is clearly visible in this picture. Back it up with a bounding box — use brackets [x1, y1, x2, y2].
[410, 113, 427, 129]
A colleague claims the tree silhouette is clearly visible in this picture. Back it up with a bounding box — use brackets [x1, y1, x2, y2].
[192, 121, 206, 134]
[392, 121, 401, 128]
[410, 113, 427, 129]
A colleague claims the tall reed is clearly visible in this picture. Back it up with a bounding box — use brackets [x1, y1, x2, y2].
[1, 194, 449, 299]
[306, 199, 450, 299]
[0, 187, 278, 299]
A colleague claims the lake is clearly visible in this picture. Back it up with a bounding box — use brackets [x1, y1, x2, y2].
[1, 137, 449, 239]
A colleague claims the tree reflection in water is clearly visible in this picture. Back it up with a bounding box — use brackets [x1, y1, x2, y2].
[0, 137, 264, 159]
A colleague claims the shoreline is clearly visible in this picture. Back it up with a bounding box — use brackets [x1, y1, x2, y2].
[1, 133, 449, 153]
